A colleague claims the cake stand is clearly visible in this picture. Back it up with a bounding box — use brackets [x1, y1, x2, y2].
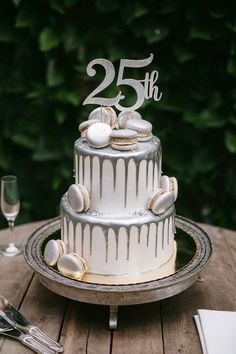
[24, 216, 212, 329]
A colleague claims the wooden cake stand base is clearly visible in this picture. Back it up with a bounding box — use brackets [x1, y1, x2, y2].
[24, 216, 212, 329]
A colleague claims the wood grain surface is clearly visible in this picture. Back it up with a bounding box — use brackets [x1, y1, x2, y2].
[0, 219, 235, 354]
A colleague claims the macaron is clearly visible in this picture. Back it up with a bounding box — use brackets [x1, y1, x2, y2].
[68, 184, 90, 212]
[44, 239, 67, 267]
[57, 253, 87, 280]
[111, 129, 138, 151]
[88, 107, 117, 128]
[148, 188, 175, 215]
[118, 111, 142, 129]
[87, 122, 112, 148]
[125, 119, 153, 142]
[78, 119, 100, 139]
[160, 175, 178, 201]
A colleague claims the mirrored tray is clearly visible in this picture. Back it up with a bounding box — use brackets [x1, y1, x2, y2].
[24, 216, 212, 329]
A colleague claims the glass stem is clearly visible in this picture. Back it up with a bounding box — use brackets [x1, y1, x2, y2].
[8, 220, 15, 246]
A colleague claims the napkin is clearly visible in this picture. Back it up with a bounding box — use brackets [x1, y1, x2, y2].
[194, 309, 236, 354]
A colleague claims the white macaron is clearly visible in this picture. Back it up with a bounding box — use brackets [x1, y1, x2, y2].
[88, 107, 117, 128]
[57, 253, 87, 280]
[44, 239, 67, 267]
[118, 111, 142, 129]
[68, 184, 90, 212]
[125, 119, 153, 141]
[160, 175, 178, 201]
[148, 188, 175, 215]
[110, 129, 138, 150]
[78, 119, 100, 139]
[87, 122, 112, 148]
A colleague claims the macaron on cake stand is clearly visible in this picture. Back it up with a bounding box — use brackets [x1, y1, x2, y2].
[24, 54, 212, 329]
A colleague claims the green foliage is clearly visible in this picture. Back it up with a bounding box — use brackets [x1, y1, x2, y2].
[0, 0, 236, 229]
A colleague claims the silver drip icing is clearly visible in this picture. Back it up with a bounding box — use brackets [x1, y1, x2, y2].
[61, 195, 175, 265]
[74, 138, 161, 210]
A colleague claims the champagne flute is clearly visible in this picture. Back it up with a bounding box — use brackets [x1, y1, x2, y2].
[0, 175, 22, 256]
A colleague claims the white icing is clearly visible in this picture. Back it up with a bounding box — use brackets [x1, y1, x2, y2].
[60, 197, 175, 276]
[74, 139, 161, 215]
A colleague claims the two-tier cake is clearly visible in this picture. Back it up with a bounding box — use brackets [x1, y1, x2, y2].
[59, 107, 178, 280]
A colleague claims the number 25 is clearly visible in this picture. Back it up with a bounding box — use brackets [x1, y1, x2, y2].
[83, 54, 154, 112]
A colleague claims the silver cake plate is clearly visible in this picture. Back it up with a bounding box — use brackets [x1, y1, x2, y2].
[24, 216, 212, 330]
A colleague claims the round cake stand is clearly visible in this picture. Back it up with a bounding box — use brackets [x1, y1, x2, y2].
[24, 216, 212, 330]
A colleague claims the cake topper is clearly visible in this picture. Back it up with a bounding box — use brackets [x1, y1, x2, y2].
[83, 53, 162, 112]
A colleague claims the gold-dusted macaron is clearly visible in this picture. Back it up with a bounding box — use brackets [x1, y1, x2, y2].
[67, 184, 90, 212]
[88, 107, 117, 128]
[148, 188, 175, 215]
[111, 129, 138, 150]
[57, 253, 87, 280]
[125, 118, 153, 141]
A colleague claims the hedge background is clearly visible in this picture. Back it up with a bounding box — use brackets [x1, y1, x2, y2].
[0, 0, 236, 229]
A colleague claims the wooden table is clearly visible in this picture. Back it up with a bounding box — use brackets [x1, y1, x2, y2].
[0, 219, 235, 354]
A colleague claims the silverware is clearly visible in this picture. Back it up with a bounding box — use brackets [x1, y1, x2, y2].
[0, 295, 63, 352]
[0, 316, 57, 354]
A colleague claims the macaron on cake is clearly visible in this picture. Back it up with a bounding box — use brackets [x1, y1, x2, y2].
[111, 129, 138, 150]
[88, 106, 117, 128]
[125, 118, 153, 142]
[44, 239, 67, 267]
[68, 184, 90, 212]
[118, 110, 142, 129]
[160, 175, 178, 201]
[57, 253, 87, 280]
[78, 119, 100, 139]
[87, 122, 112, 148]
[148, 188, 175, 215]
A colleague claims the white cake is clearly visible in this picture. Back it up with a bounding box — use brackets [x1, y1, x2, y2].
[60, 112, 178, 279]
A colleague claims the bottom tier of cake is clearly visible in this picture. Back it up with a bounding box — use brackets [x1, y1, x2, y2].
[60, 194, 176, 276]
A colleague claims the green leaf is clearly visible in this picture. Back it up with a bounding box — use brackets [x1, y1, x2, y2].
[62, 26, 79, 52]
[158, 0, 182, 14]
[12, 0, 22, 6]
[0, 23, 15, 42]
[96, 0, 120, 12]
[190, 26, 212, 40]
[142, 25, 169, 44]
[226, 20, 236, 33]
[225, 132, 236, 153]
[15, 9, 36, 28]
[39, 27, 60, 51]
[0, 144, 12, 169]
[157, 101, 182, 113]
[208, 4, 225, 19]
[25, 85, 47, 99]
[55, 108, 67, 124]
[124, 2, 149, 24]
[183, 110, 225, 129]
[54, 89, 80, 105]
[46, 60, 64, 87]
[65, 91, 80, 105]
[33, 149, 61, 161]
[173, 43, 194, 63]
[227, 57, 236, 76]
[49, 0, 65, 14]
[132, 3, 149, 19]
[11, 134, 37, 150]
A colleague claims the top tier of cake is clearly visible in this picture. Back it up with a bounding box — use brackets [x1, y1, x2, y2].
[74, 136, 162, 216]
